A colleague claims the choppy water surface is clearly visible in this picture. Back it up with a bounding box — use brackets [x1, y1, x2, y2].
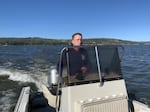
[122, 45, 150, 104]
[0, 45, 150, 112]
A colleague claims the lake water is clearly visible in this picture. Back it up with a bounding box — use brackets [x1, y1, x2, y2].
[0, 45, 150, 112]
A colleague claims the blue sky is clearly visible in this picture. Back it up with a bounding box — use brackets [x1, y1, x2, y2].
[0, 0, 150, 41]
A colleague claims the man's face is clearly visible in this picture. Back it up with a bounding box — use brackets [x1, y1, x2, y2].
[72, 34, 82, 46]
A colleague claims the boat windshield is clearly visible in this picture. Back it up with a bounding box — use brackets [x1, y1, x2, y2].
[58, 45, 123, 86]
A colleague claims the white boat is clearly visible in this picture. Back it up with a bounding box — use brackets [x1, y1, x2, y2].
[14, 45, 150, 112]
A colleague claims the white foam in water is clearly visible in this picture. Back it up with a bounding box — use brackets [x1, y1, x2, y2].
[0, 68, 48, 90]
[0, 69, 35, 83]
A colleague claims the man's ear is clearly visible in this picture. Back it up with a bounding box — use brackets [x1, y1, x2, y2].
[71, 40, 74, 46]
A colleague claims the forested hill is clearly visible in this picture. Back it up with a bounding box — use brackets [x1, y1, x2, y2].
[0, 37, 149, 45]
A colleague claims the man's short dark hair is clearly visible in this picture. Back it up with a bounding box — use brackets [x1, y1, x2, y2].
[72, 33, 83, 39]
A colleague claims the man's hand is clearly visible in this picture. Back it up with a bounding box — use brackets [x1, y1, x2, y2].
[81, 66, 87, 75]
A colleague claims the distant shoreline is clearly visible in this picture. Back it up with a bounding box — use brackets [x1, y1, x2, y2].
[0, 37, 149, 46]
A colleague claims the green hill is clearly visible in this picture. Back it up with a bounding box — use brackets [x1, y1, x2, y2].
[0, 37, 148, 46]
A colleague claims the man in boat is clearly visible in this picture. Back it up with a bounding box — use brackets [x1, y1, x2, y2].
[58, 33, 89, 80]
[69, 32, 89, 79]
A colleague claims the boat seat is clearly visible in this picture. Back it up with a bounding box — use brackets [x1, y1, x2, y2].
[28, 91, 55, 112]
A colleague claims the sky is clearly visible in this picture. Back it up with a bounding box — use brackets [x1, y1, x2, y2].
[0, 0, 150, 41]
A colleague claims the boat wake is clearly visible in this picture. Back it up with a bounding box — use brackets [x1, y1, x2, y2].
[0, 68, 48, 90]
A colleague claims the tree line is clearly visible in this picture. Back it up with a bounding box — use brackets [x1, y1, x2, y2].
[0, 37, 143, 46]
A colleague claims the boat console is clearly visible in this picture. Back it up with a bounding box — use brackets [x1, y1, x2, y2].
[51, 45, 129, 112]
